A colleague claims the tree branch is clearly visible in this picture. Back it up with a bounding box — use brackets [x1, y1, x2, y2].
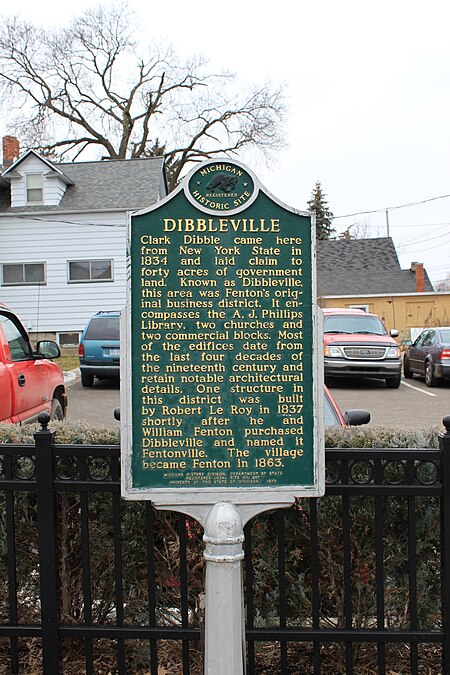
[0, 3, 286, 178]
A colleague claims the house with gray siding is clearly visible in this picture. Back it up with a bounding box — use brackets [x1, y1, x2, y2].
[0, 138, 167, 344]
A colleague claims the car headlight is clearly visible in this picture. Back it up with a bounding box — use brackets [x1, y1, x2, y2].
[324, 345, 343, 357]
[386, 346, 401, 358]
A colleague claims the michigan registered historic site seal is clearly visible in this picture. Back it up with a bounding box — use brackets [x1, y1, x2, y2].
[186, 160, 257, 214]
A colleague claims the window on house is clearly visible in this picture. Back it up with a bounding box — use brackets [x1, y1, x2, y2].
[26, 173, 44, 203]
[2, 262, 46, 285]
[58, 332, 81, 347]
[68, 259, 113, 282]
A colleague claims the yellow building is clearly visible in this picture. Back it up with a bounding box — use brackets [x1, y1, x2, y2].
[319, 291, 450, 344]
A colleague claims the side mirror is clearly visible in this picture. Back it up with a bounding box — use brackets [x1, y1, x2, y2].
[344, 409, 371, 426]
[36, 340, 61, 359]
[390, 329, 399, 338]
[114, 407, 121, 421]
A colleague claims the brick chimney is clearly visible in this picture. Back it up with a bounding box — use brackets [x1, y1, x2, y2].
[2, 136, 20, 167]
[413, 262, 425, 292]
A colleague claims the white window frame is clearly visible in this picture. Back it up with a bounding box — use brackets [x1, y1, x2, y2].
[67, 259, 114, 283]
[26, 173, 44, 204]
[57, 332, 81, 347]
[1, 262, 47, 286]
[348, 304, 369, 313]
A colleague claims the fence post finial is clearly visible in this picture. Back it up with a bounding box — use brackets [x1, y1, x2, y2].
[443, 416, 450, 436]
[37, 411, 51, 432]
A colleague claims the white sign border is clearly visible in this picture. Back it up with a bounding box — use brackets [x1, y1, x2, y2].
[121, 162, 324, 508]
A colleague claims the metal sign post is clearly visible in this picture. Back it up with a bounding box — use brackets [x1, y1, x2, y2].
[120, 159, 324, 672]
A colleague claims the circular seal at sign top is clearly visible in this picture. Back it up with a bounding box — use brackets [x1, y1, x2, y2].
[186, 160, 258, 215]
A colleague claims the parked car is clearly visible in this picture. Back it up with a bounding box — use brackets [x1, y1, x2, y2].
[78, 311, 120, 387]
[0, 304, 67, 423]
[403, 327, 450, 387]
[324, 386, 370, 426]
[323, 308, 402, 388]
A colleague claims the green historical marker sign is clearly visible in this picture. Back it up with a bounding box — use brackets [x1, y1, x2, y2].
[121, 160, 324, 507]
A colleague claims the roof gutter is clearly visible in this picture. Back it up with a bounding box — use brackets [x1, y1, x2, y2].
[0, 207, 147, 217]
[320, 291, 448, 298]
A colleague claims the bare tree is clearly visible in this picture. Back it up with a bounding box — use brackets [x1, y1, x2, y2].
[339, 218, 383, 240]
[0, 2, 285, 189]
[435, 272, 450, 291]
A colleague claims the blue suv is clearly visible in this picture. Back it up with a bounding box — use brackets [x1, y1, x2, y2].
[78, 311, 120, 387]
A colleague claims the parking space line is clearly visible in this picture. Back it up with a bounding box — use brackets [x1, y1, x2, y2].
[401, 380, 437, 397]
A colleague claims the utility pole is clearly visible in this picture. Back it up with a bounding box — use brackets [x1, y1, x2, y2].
[386, 210, 390, 237]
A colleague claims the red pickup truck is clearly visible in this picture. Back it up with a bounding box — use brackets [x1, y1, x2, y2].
[0, 305, 67, 423]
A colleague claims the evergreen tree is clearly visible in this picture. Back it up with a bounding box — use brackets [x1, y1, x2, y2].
[307, 181, 335, 240]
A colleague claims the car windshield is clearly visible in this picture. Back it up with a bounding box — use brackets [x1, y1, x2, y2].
[324, 314, 387, 336]
[324, 393, 341, 426]
[85, 317, 120, 340]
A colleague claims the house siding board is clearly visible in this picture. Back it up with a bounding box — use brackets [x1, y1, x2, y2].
[9, 176, 26, 208]
[44, 177, 67, 206]
[0, 212, 127, 333]
[9, 154, 49, 207]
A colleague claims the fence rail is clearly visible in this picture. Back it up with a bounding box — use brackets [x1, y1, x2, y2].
[0, 415, 449, 674]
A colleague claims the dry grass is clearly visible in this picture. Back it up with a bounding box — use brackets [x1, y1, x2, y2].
[55, 346, 80, 372]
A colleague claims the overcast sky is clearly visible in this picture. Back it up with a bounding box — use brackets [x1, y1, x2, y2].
[2, 0, 449, 287]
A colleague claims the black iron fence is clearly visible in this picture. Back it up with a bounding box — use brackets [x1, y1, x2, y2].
[0, 415, 449, 674]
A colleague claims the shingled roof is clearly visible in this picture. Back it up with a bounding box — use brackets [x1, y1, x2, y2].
[0, 156, 167, 213]
[317, 237, 434, 294]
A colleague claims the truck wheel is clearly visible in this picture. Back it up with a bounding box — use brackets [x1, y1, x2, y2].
[386, 373, 401, 388]
[81, 372, 94, 387]
[51, 399, 64, 421]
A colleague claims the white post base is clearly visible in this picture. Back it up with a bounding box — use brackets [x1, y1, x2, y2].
[203, 502, 246, 675]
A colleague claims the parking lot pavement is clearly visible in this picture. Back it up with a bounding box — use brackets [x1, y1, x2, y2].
[64, 370, 449, 431]
[329, 376, 450, 430]
[65, 375, 120, 427]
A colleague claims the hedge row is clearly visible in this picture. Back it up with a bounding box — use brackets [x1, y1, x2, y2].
[0, 420, 441, 448]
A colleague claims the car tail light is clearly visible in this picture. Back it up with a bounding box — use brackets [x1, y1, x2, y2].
[78, 343, 84, 358]
[440, 348, 450, 360]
